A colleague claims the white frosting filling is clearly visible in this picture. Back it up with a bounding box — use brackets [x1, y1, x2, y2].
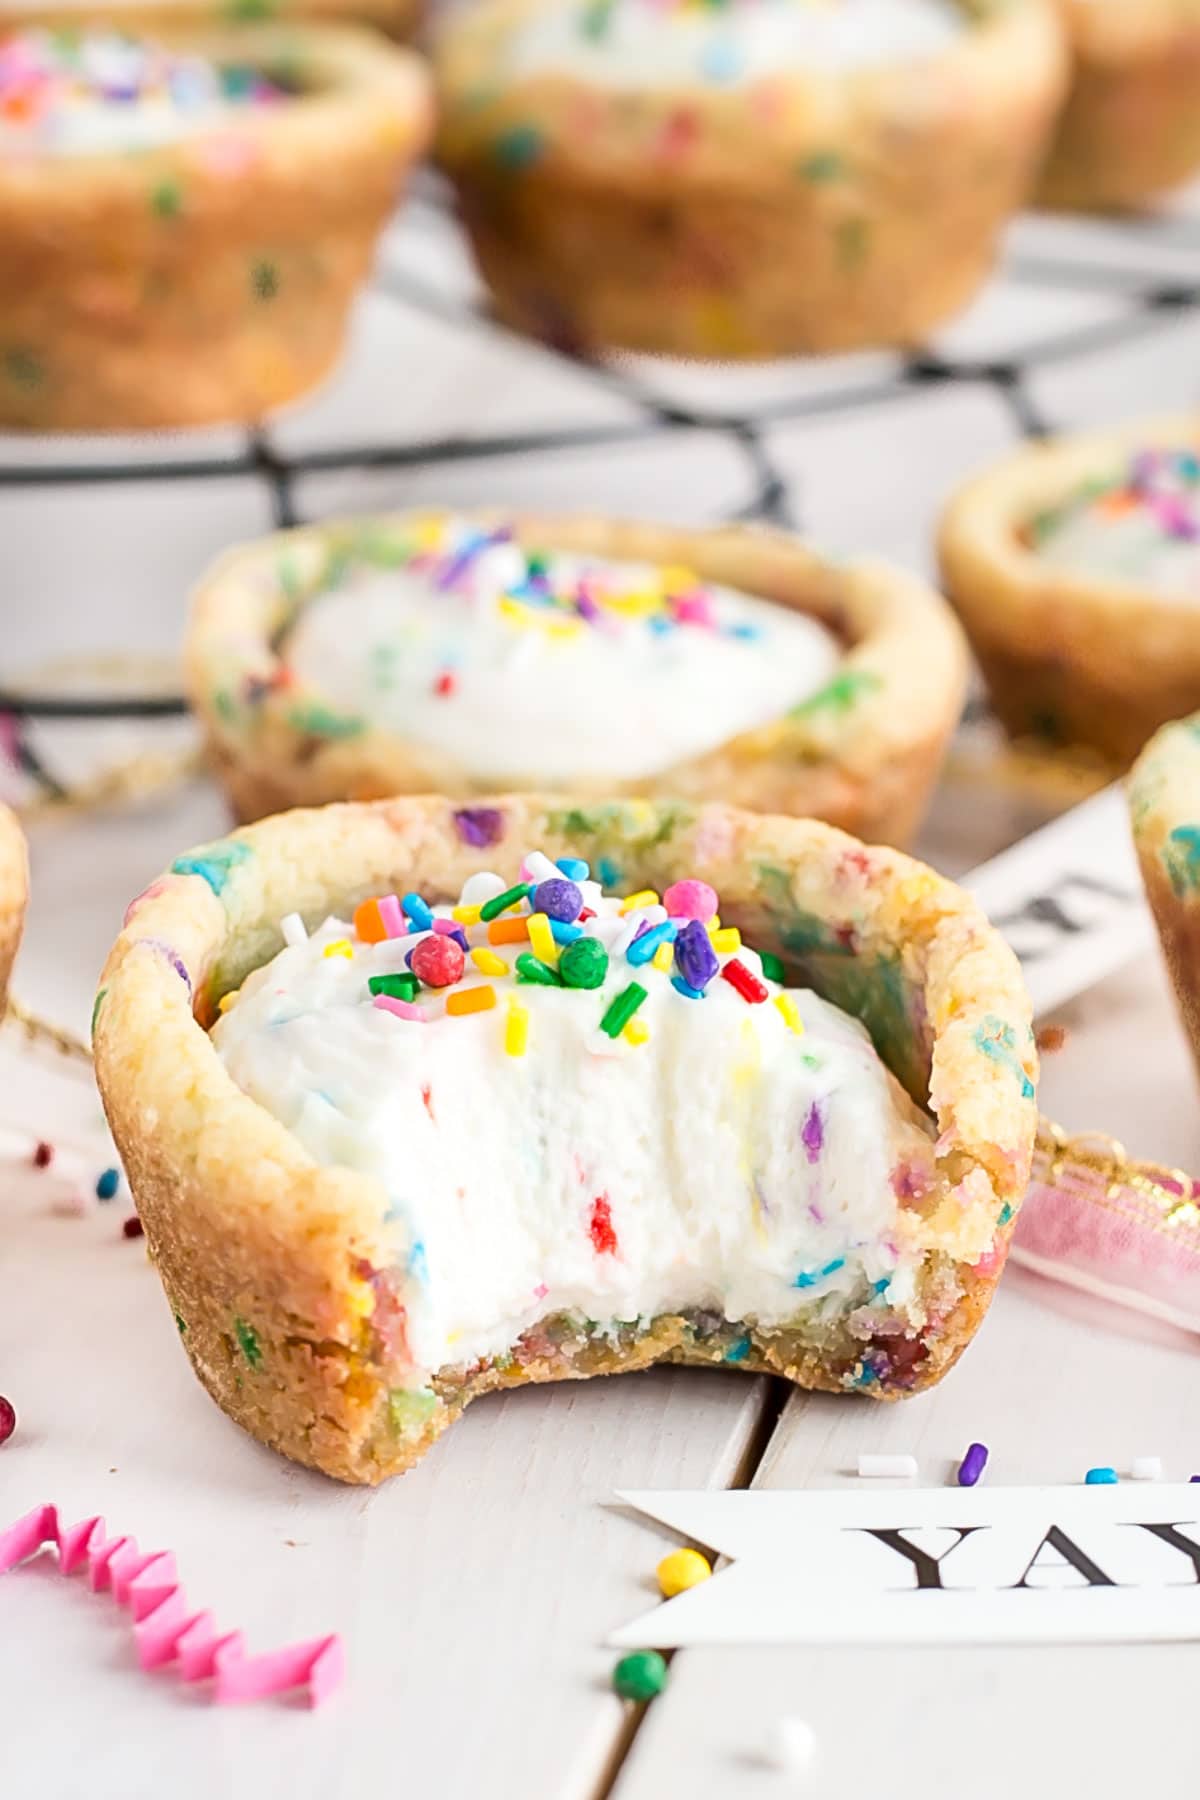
[505, 0, 966, 87]
[1035, 493, 1200, 599]
[284, 537, 841, 783]
[214, 874, 936, 1380]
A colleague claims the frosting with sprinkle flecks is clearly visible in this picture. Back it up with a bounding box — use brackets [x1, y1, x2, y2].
[1028, 446, 1200, 599]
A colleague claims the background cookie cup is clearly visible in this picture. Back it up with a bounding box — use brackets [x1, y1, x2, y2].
[0, 24, 431, 431]
[1129, 715, 1200, 1081]
[0, 0, 424, 38]
[432, 0, 1066, 358]
[186, 511, 968, 843]
[0, 805, 29, 1018]
[938, 416, 1200, 768]
[1038, 0, 1200, 212]
[92, 794, 1036, 1485]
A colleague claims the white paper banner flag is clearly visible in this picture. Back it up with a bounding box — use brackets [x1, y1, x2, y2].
[963, 785, 1153, 1019]
[612, 1486, 1200, 1648]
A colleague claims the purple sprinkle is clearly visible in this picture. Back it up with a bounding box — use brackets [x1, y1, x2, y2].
[801, 1103, 824, 1164]
[532, 878, 582, 923]
[453, 807, 505, 848]
[957, 1442, 989, 1487]
[137, 938, 192, 997]
[674, 919, 719, 991]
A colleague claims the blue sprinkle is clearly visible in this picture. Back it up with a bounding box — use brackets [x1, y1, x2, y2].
[870, 1276, 890, 1295]
[724, 1336, 751, 1363]
[403, 892, 434, 932]
[598, 857, 621, 888]
[496, 124, 544, 169]
[171, 840, 252, 896]
[549, 919, 584, 945]
[671, 975, 705, 1000]
[646, 616, 676, 636]
[700, 35, 743, 82]
[726, 622, 762, 640]
[1085, 1467, 1119, 1485]
[95, 1167, 120, 1201]
[556, 858, 589, 881]
[408, 1240, 429, 1283]
[627, 920, 677, 966]
[795, 1256, 846, 1289]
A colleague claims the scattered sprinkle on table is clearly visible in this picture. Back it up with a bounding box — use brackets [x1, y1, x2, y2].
[1085, 1466, 1118, 1485]
[656, 1547, 712, 1598]
[767, 1716, 817, 1779]
[857, 1453, 917, 1479]
[956, 1441, 989, 1487]
[1130, 1456, 1163, 1482]
[612, 1649, 668, 1703]
[0, 1397, 15, 1447]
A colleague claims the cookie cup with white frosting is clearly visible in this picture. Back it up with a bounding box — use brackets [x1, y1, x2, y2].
[186, 510, 968, 845]
[1129, 715, 1200, 1079]
[0, 25, 431, 430]
[1039, 0, 1200, 213]
[0, 806, 28, 1017]
[5, 0, 424, 40]
[92, 794, 1036, 1484]
[432, 0, 1066, 358]
[939, 418, 1200, 768]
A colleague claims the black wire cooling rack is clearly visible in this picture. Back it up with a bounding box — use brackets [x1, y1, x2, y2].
[4, 171, 1200, 799]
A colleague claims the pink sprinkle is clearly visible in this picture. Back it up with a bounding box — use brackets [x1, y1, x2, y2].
[432, 918, 460, 937]
[662, 879, 718, 922]
[373, 996, 427, 1023]
[533, 1283, 548, 1301]
[671, 592, 715, 628]
[378, 895, 406, 939]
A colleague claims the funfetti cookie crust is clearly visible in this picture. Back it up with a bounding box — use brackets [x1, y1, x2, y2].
[186, 510, 968, 846]
[0, 805, 28, 1018]
[0, 0, 424, 39]
[0, 24, 431, 430]
[433, 0, 1067, 358]
[93, 795, 1036, 1485]
[1130, 714, 1200, 1079]
[939, 418, 1200, 768]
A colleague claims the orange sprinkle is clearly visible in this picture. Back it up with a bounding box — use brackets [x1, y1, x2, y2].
[353, 897, 387, 944]
[488, 917, 530, 946]
[446, 984, 497, 1017]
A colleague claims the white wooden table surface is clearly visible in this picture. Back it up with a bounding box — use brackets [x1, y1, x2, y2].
[3, 175, 1200, 1800]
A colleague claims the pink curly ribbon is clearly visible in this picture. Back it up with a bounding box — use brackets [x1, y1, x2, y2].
[1014, 1120, 1200, 1335]
[0, 1504, 344, 1707]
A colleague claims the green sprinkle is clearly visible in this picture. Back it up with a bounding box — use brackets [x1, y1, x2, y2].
[174, 1312, 187, 1335]
[998, 1202, 1015, 1227]
[90, 987, 107, 1038]
[251, 259, 280, 301]
[757, 949, 784, 984]
[496, 125, 544, 170]
[285, 702, 364, 740]
[800, 150, 846, 184]
[151, 179, 183, 219]
[370, 972, 419, 1002]
[724, 1335, 751, 1363]
[789, 668, 883, 720]
[612, 1650, 668, 1703]
[600, 982, 648, 1039]
[388, 1386, 439, 1437]
[835, 216, 869, 271]
[5, 348, 44, 390]
[234, 1318, 262, 1367]
[559, 937, 609, 990]
[516, 952, 562, 987]
[480, 882, 531, 922]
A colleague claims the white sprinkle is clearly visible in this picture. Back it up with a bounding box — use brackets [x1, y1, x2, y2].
[1131, 1456, 1163, 1481]
[857, 1453, 918, 1479]
[520, 851, 559, 885]
[767, 1716, 817, 1778]
[280, 912, 308, 947]
[461, 870, 507, 907]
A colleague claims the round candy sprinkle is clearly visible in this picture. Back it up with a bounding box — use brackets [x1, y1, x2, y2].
[767, 1716, 817, 1779]
[1085, 1466, 1119, 1485]
[956, 1441, 989, 1487]
[123, 1215, 144, 1240]
[95, 1167, 120, 1201]
[411, 936, 465, 989]
[674, 919, 719, 991]
[656, 1548, 711, 1598]
[612, 1650, 668, 1703]
[532, 878, 582, 923]
[663, 879, 718, 922]
[0, 1395, 14, 1446]
[559, 937, 608, 990]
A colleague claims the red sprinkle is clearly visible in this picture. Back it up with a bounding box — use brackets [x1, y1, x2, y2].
[0, 1395, 14, 1445]
[434, 670, 457, 698]
[421, 1083, 435, 1122]
[577, 907, 596, 923]
[411, 935, 465, 988]
[122, 1216, 144, 1240]
[588, 1195, 618, 1256]
[721, 958, 768, 1004]
[32, 1140, 53, 1169]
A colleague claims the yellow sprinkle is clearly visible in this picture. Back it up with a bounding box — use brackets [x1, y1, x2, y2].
[704, 914, 722, 936]
[505, 999, 529, 1057]
[346, 1279, 374, 1319]
[652, 943, 674, 973]
[545, 620, 583, 640]
[527, 912, 559, 966]
[657, 1548, 712, 1597]
[620, 889, 659, 914]
[323, 938, 353, 960]
[623, 1016, 650, 1047]
[218, 989, 240, 1014]
[453, 904, 482, 925]
[775, 993, 804, 1035]
[660, 564, 699, 593]
[710, 927, 741, 954]
[471, 947, 508, 976]
[446, 984, 496, 1017]
[413, 515, 446, 550]
[498, 596, 531, 627]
